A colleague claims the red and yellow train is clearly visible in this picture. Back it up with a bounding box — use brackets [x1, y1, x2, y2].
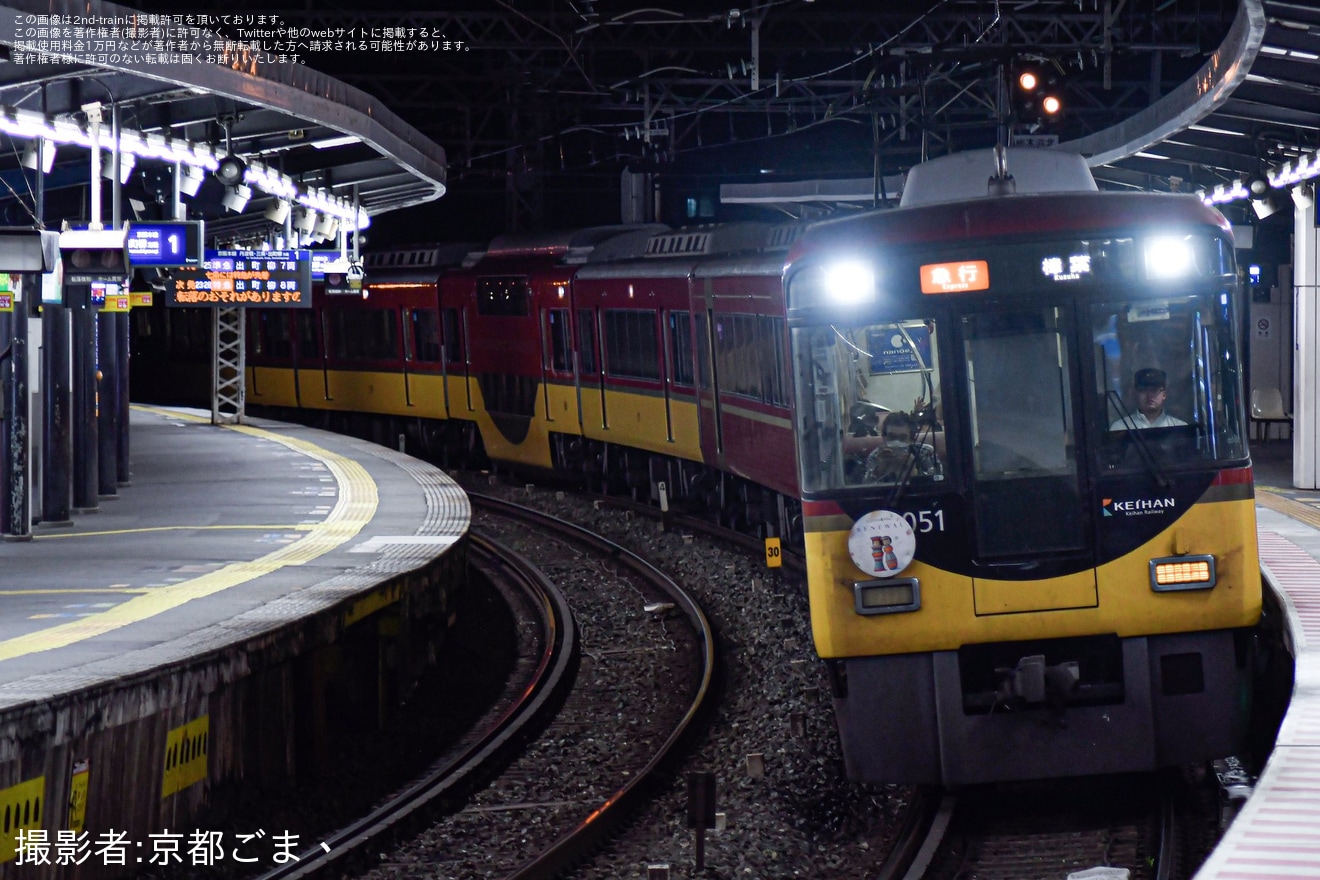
[150, 148, 1260, 785]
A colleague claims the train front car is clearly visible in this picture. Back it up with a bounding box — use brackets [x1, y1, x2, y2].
[786, 149, 1261, 785]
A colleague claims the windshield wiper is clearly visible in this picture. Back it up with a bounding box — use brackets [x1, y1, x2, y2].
[1106, 389, 1170, 488]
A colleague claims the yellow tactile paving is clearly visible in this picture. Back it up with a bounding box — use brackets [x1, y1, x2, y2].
[0, 409, 379, 661]
[1256, 486, 1320, 532]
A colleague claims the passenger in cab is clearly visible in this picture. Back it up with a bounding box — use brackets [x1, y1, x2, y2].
[864, 411, 939, 482]
[1109, 368, 1187, 430]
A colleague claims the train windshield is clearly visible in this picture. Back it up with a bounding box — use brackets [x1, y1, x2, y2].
[1091, 291, 1247, 468]
[791, 320, 946, 492]
[962, 307, 1086, 557]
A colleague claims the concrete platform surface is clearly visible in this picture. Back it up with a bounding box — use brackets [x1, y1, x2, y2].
[0, 405, 470, 707]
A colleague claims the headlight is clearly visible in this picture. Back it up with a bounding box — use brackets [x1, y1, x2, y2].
[788, 259, 878, 310]
[1144, 236, 1198, 280]
[825, 261, 876, 304]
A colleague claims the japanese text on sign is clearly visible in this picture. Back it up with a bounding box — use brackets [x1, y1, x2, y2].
[920, 260, 990, 294]
[165, 249, 311, 308]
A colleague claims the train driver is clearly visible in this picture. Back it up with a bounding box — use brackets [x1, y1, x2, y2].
[1108, 368, 1187, 430]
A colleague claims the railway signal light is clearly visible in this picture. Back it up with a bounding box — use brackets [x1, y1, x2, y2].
[1013, 64, 1063, 131]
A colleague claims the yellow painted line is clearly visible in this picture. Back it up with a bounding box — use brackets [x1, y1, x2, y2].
[0, 409, 379, 661]
[34, 523, 315, 539]
[1257, 487, 1320, 531]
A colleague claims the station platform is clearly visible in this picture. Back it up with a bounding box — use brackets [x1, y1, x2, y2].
[1197, 437, 1320, 880]
[0, 406, 470, 863]
[0, 405, 469, 700]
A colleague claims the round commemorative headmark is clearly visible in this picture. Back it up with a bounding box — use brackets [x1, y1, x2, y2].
[847, 510, 916, 577]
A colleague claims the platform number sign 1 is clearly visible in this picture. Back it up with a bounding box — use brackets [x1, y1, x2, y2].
[765, 537, 782, 568]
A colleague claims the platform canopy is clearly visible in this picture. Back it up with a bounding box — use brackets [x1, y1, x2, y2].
[0, 0, 447, 244]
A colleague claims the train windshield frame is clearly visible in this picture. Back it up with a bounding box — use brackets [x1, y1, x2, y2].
[791, 319, 947, 493]
[787, 228, 1247, 497]
[1091, 289, 1247, 470]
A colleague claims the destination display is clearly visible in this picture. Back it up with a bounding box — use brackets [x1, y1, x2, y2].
[125, 221, 203, 268]
[165, 249, 312, 308]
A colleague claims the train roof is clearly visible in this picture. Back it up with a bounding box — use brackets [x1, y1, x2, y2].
[578, 225, 670, 264]
[574, 221, 808, 281]
[692, 249, 790, 279]
[790, 189, 1232, 261]
[641, 222, 774, 258]
[483, 225, 667, 263]
[900, 148, 1097, 208]
[362, 243, 484, 274]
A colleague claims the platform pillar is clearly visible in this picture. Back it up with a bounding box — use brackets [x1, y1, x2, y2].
[42, 305, 72, 524]
[72, 306, 98, 512]
[1294, 190, 1320, 489]
[96, 311, 118, 498]
[5, 290, 30, 540]
[116, 311, 130, 485]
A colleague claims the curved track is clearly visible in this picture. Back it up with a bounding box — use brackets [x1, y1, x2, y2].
[251, 493, 716, 880]
[252, 532, 577, 880]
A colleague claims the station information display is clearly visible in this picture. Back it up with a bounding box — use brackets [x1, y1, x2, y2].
[125, 221, 203, 267]
[164, 249, 312, 308]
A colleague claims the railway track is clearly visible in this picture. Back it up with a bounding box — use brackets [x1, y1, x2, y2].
[250, 493, 715, 880]
[878, 769, 1225, 880]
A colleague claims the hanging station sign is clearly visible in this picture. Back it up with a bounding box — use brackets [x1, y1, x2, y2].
[164, 249, 312, 308]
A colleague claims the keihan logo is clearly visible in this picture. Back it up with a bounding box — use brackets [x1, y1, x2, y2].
[1103, 496, 1176, 517]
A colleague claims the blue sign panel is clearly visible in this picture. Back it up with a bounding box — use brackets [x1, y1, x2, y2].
[126, 222, 203, 267]
[867, 325, 932, 374]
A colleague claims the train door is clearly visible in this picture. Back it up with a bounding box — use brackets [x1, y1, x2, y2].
[294, 307, 323, 408]
[660, 310, 692, 443]
[577, 306, 606, 429]
[318, 308, 333, 401]
[695, 280, 723, 465]
[437, 306, 455, 418]
[400, 306, 415, 408]
[959, 305, 1096, 612]
[540, 298, 574, 424]
[439, 282, 475, 414]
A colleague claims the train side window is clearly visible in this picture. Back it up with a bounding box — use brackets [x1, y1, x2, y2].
[715, 314, 760, 400]
[411, 309, 441, 362]
[604, 309, 660, 380]
[440, 308, 463, 363]
[246, 310, 262, 355]
[263, 312, 293, 359]
[331, 309, 397, 361]
[714, 313, 787, 404]
[669, 311, 694, 387]
[296, 310, 321, 359]
[695, 313, 712, 391]
[761, 315, 788, 406]
[578, 309, 597, 374]
[545, 308, 572, 372]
